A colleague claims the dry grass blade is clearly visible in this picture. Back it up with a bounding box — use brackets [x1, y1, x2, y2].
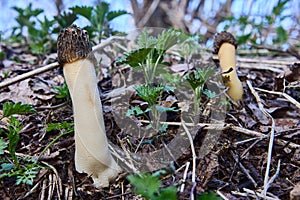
[254, 87, 300, 109]
[247, 80, 276, 198]
[182, 121, 197, 200]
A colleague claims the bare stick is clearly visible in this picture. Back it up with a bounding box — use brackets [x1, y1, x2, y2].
[248, 42, 300, 60]
[230, 150, 257, 187]
[0, 62, 59, 89]
[0, 36, 126, 90]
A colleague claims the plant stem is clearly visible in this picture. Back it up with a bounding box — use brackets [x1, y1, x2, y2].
[36, 130, 71, 161]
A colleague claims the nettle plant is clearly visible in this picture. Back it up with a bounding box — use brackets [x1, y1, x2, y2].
[0, 102, 42, 185]
[8, 3, 127, 55]
[118, 29, 218, 132]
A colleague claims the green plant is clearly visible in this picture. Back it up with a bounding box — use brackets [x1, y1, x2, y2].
[70, 3, 128, 41]
[0, 156, 42, 185]
[0, 102, 42, 185]
[11, 3, 43, 39]
[28, 16, 55, 54]
[197, 191, 222, 200]
[127, 171, 177, 200]
[184, 67, 215, 115]
[126, 84, 178, 132]
[223, 0, 289, 46]
[118, 29, 189, 84]
[36, 121, 74, 160]
[54, 83, 70, 101]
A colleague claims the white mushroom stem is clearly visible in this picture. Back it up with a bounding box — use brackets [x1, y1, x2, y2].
[57, 24, 120, 188]
[63, 59, 120, 188]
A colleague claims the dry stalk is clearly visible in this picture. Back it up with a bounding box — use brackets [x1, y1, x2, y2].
[254, 87, 300, 109]
[230, 150, 257, 187]
[247, 80, 276, 198]
[182, 121, 196, 200]
[180, 161, 190, 193]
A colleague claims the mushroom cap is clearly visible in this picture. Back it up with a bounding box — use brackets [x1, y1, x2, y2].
[57, 24, 93, 64]
[213, 31, 237, 54]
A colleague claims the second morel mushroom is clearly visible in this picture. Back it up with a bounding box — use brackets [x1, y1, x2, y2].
[214, 31, 243, 101]
[57, 24, 120, 188]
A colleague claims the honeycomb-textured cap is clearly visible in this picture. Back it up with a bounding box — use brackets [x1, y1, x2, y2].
[213, 31, 237, 54]
[57, 24, 92, 64]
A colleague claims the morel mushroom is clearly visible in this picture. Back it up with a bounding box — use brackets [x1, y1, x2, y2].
[214, 31, 243, 101]
[57, 24, 120, 188]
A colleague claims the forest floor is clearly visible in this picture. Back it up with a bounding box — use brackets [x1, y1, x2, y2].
[0, 38, 299, 200]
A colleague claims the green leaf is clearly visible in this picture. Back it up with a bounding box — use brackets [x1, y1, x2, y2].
[106, 10, 128, 21]
[272, 0, 289, 16]
[134, 85, 164, 106]
[155, 105, 178, 113]
[274, 26, 288, 43]
[127, 173, 161, 199]
[197, 191, 222, 200]
[1, 163, 15, 171]
[117, 48, 153, 68]
[203, 89, 217, 99]
[6, 116, 23, 166]
[157, 187, 177, 200]
[126, 106, 145, 117]
[157, 29, 189, 53]
[46, 121, 74, 132]
[53, 12, 77, 32]
[54, 83, 70, 99]
[2, 102, 37, 118]
[69, 6, 93, 20]
[185, 67, 215, 91]
[137, 29, 157, 49]
[237, 33, 251, 45]
[0, 138, 7, 155]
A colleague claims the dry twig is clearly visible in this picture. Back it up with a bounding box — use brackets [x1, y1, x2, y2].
[247, 80, 276, 197]
[182, 121, 197, 200]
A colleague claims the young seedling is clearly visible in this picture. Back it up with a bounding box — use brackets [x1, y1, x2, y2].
[213, 31, 243, 102]
[57, 24, 120, 188]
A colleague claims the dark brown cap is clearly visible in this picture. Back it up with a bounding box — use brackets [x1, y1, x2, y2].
[57, 24, 92, 64]
[213, 31, 237, 54]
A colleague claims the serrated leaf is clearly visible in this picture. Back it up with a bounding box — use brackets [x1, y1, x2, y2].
[134, 85, 164, 106]
[107, 10, 128, 21]
[2, 102, 37, 118]
[69, 6, 93, 20]
[117, 48, 153, 68]
[203, 89, 217, 99]
[1, 163, 15, 171]
[0, 138, 7, 155]
[46, 121, 74, 132]
[127, 173, 161, 199]
[185, 67, 215, 90]
[137, 29, 157, 49]
[53, 12, 77, 30]
[157, 29, 189, 53]
[155, 105, 178, 113]
[126, 106, 145, 117]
